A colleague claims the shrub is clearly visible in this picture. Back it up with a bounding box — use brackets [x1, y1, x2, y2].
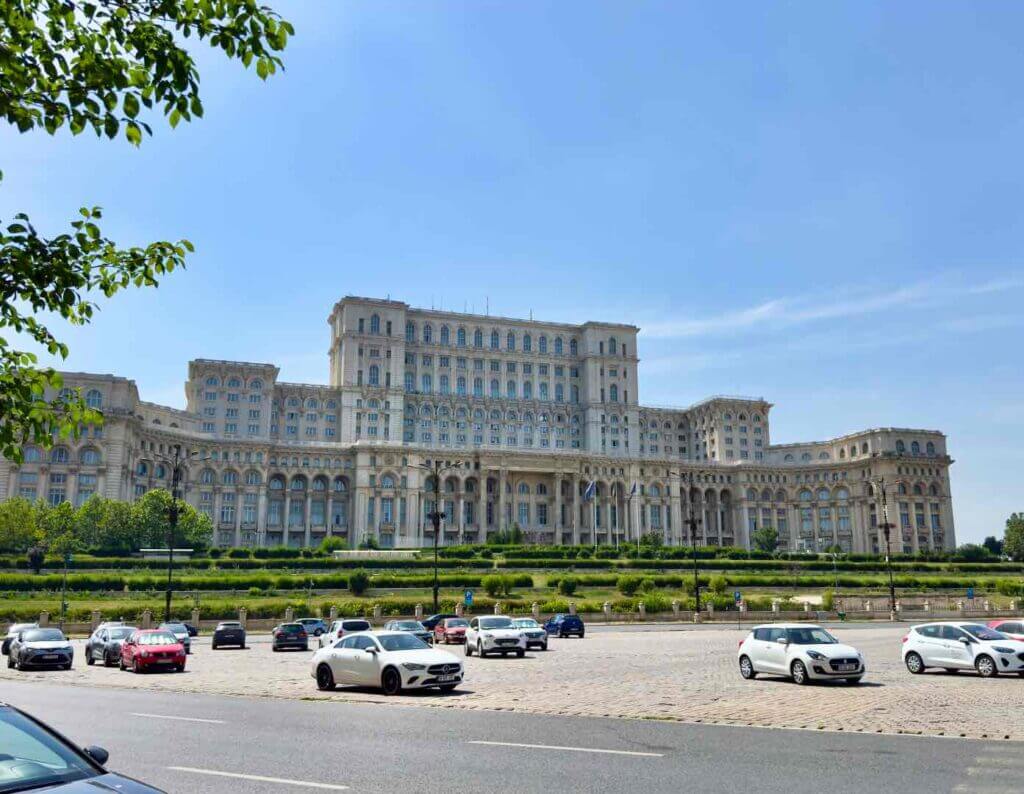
[639, 577, 656, 594]
[708, 575, 727, 594]
[558, 576, 578, 596]
[482, 574, 511, 597]
[617, 575, 642, 596]
[822, 589, 835, 611]
[320, 537, 347, 553]
[226, 548, 251, 559]
[577, 548, 593, 559]
[207, 547, 222, 559]
[348, 569, 370, 596]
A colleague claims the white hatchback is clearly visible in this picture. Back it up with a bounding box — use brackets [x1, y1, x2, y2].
[902, 622, 1024, 678]
[311, 631, 463, 695]
[738, 623, 865, 684]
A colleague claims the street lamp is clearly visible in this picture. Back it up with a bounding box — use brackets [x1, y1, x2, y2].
[671, 471, 702, 619]
[873, 477, 898, 621]
[414, 459, 464, 613]
[152, 445, 204, 624]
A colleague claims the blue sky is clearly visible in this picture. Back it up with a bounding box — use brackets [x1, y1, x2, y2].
[3, 1, 1022, 543]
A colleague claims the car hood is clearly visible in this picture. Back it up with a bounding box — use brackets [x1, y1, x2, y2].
[984, 638, 1024, 651]
[383, 648, 462, 666]
[136, 644, 183, 652]
[801, 643, 860, 658]
[44, 772, 165, 792]
[477, 628, 523, 638]
[23, 641, 73, 651]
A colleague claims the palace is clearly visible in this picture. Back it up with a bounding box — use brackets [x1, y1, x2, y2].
[0, 296, 955, 552]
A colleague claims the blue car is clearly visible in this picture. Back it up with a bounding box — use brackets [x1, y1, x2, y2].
[544, 614, 585, 638]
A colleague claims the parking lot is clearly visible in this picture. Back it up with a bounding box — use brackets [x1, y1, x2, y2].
[3, 623, 1024, 741]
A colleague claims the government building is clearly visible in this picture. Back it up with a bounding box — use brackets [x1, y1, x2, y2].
[0, 296, 955, 553]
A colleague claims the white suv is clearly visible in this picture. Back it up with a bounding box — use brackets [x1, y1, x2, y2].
[903, 622, 1024, 678]
[737, 623, 864, 684]
[465, 616, 527, 658]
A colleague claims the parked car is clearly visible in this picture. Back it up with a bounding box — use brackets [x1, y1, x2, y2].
[383, 619, 433, 644]
[157, 622, 192, 654]
[464, 616, 526, 658]
[434, 617, 469, 645]
[421, 613, 458, 632]
[318, 618, 372, 648]
[182, 622, 199, 637]
[0, 702, 165, 792]
[211, 621, 247, 650]
[120, 629, 186, 673]
[513, 617, 549, 651]
[2, 622, 38, 655]
[903, 621, 1024, 677]
[987, 619, 1024, 641]
[85, 625, 136, 666]
[738, 623, 864, 684]
[544, 614, 585, 638]
[272, 623, 309, 651]
[296, 618, 329, 637]
[7, 627, 74, 671]
[311, 630, 463, 695]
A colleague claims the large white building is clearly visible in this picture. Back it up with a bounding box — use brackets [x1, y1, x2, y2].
[0, 296, 955, 553]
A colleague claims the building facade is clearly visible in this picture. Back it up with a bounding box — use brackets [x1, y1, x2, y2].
[0, 297, 955, 553]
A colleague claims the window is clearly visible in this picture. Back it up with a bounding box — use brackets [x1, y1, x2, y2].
[370, 314, 380, 334]
[421, 374, 432, 393]
[50, 446, 70, 464]
[523, 333, 532, 352]
[423, 324, 433, 343]
[570, 339, 578, 356]
[506, 380, 516, 398]
[369, 365, 380, 386]
[440, 326, 450, 345]
[457, 327, 466, 347]
[507, 331, 515, 350]
[84, 389, 102, 408]
[80, 448, 101, 465]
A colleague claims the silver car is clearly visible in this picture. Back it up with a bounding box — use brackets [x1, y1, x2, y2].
[157, 623, 192, 654]
[2, 623, 38, 656]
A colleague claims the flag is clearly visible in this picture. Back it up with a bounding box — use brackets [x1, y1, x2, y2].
[584, 480, 596, 501]
[629, 481, 638, 497]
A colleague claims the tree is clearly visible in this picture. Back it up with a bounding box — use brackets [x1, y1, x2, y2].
[983, 535, 1004, 557]
[38, 500, 79, 557]
[1005, 513, 1024, 562]
[132, 489, 212, 551]
[639, 531, 663, 548]
[0, 497, 40, 552]
[955, 543, 992, 562]
[751, 526, 779, 553]
[0, 0, 292, 463]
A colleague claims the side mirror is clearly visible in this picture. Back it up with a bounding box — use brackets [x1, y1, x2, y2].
[84, 745, 109, 766]
[959, 637, 971, 645]
[776, 637, 789, 646]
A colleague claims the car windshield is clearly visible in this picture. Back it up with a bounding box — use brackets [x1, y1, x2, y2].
[786, 627, 837, 645]
[342, 622, 370, 631]
[0, 708, 98, 792]
[514, 619, 540, 628]
[445, 619, 468, 628]
[393, 621, 424, 630]
[161, 624, 186, 633]
[22, 629, 65, 643]
[6, 624, 35, 636]
[280, 625, 304, 634]
[963, 625, 1006, 641]
[479, 617, 514, 630]
[378, 634, 430, 652]
[218, 623, 242, 629]
[108, 628, 134, 640]
[138, 632, 177, 646]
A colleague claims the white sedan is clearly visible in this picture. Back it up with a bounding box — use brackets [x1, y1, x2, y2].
[737, 623, 864, 684]
[310, 631, 463, 695]
[464, 615, 527, 658]
[902, 621, 1024, 677]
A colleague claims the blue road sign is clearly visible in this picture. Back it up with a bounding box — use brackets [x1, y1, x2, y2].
[464, 589, 474, 607]
[967, 586, 975, 600]
[734, 591, 742, 603]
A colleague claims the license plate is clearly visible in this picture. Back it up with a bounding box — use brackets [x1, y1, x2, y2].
[436, 674, 457, 682]
[837, 663, 857, 672]
[42, 654, 57, 660]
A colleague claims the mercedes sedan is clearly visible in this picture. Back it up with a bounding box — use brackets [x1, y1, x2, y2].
[311, 631, 463, 696]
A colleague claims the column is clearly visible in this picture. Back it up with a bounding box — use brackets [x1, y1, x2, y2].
[257, 490, 267, 547]
[670, 491, 682, 547]
[303, 492, 312, 548]
[409, 490, 420, 544]
[67, 467, 79, 507]
[327, 494, 335, 537]
[284, 493, 292, 544]
[498, 470, 507, 532]
[457, 494, 465, 544]
[554, 475, 562, 537]
[605, 500, 613, 542]
[234, 490, 243, 546]
[212, 489, 223, 547]
[478, 476, 486, 538]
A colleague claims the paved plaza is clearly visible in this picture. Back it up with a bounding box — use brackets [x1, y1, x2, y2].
[4, 624, 1023, 741]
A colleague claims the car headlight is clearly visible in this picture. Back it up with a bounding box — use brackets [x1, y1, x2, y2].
[402, 663, 426, 671]
[482, 633, 493, 639]
[806, 650, 827, 661]
[992, 646, 1016, 654]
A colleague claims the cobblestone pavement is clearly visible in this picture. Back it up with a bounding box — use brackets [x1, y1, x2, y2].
[4, 625, 1024, 740]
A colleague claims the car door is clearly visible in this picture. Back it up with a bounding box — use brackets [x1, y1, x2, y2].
[761, 628, 788, 673]
[940, 626, 973, 668]
[745, 629, 768, 671]
[467, 618, 479, 647]
[349, 636, 380, 686]
[95, 630, 107, 660]
[913, 625, 943, 665]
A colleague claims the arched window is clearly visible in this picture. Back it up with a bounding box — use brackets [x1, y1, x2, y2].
[913, 483, 923, 495]
[473, 378, 483, 397]
[50, 447, 69, 464]
[929, 483, 939, 496]
[153, 464, 166, 479]
[490, 330, 499, 349]
[490, 379, 500, 397]
[835, 488, 849, 500]
[650, 484, 661, 498]
[250, 379, 263, 390]
[609, 384, 618, 402]
[80, 448, 101, 465]
[333, 477, 348, 493]
[898, 483, 908, 495]
[457, 327, 466, 347]
[518, 482, 530, 495]
[423, 324, 433, 343]
[245, 471, 261, 486]
[369, 314, 380, 334]
[506, 380, 516, 398]
[306, 398, 317, 409]
[473, 329, 483, 348]
[536, 483, 548, 495]
[290, 477, 307, 491]
[85, 389, 102, 409]
[926, 441, 936, 456]
[609, 337, 617, 355]
[228, 377, 241, 388]
[223, 470, 238, 485]
[381, 474, 396, 489]
[313, 477, 327, 492]
[405, 322, 415, 342]
[896, 439, 906, 453]
[801, 453, 811, 461]
[570, 339, 578, 356]
[554, 337, 563, 355]
[269, 475, 285, 490]
[205, 376, 219, 386]
[818, 452, 830, 460]
[861, 442, 868, 453]
[440, 326, 450, 345]
[368, 365, 380, 386]
[200, 468, 215, 485]
[523, 333, 532, 352]
[136, 461, 149, 476]
[571, 385, 579, 403]
[816, 488, 830, 500]
[911, 441, 920, 455]
[539, 335, 547, 353]
[506, 331, 515, 351]
[784, 454, 794, 461]
[799, 489, 812, 502]
[523, 381, 533, 399]
[839, 449, 845, 459]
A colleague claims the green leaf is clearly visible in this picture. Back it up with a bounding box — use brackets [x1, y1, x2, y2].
[124, 94, 140, 118]
[125, 122, 142, 146]
[169, 109, 181, 128]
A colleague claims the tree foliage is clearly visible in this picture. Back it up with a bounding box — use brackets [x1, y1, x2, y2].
[751, 526, 779, 553]
[983, 535, 1004, 557]
[0, 0, 291, 462]
[1005, 513, 1024, 563]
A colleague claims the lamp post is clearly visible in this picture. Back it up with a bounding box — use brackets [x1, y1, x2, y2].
[414, 459, 463, 613]
[671, 471, 702, 618]
[874, 478, 898, 621]
[153, 445, 203, 624]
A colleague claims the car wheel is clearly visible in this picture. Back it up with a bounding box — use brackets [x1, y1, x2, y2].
[738, 655, 757, 679]
[904, 652, 925, 675]
[975, 654, 997, 678]
[541, 643, 548, 652]
[316, 664, 336, 691]
[516, 649, 525, 658]
[133, 659, 142, 674]
[791, 659, 809, 685]
[104, 653, 115, 667]
[62, 663, 72, 671]
[119, 657, 126, 671]
[559, 631, 566, 638]
[464, 641, 473, 657]
[579, 632, 585, 639]
[381, 667, 402, 696]
[86, 648, 95, 666]
[211, 643, 218, 650]
[175, 664, 185, 673]
[478, 641, 485, 658]
[272, 646, 279, 652]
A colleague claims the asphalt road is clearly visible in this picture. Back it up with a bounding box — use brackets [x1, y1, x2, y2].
[0, 679, 1014, 794]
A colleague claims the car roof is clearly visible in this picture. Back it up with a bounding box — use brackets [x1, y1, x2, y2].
[751, 623, 822, 630]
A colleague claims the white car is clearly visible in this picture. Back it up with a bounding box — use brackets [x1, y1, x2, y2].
[464, 615, 527, 658]
[310, 631, 463, 695]
[317, 618, 372, 649]
[902, 621, 1024, 678]
[737, 623, 864, 684]
[512, 617, 549, 651]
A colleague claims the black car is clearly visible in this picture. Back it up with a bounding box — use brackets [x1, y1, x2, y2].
[183, 622, 199, 637]
[211, 621, 247, 650]
[7, 627, 75, 670]
[544, 614, 585, 638]
[271, 623, 308, 651]
[421, 613, 458, 631]
[0, 702, 164, 792]
[85, 625, 136, 666]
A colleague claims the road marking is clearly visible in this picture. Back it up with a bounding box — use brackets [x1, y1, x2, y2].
[132, 713, 225, 724]
[169, 767, 348, 790]
[467, 740, 663, 757]
[974, 757, 1024, 768]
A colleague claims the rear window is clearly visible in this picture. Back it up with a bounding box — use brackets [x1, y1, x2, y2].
[342, 621, 370, 632]
[280, 624, 305, 634]
[23, 629, 65, 643]
[445, 619, 468, 628]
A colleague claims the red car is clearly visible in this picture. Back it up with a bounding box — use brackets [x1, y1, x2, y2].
[120, 629, 186, 673]
[434, 617, 469, 645]
[987, 619, 1024, 641]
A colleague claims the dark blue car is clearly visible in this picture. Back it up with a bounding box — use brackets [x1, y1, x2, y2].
[544, 614, 585, 638]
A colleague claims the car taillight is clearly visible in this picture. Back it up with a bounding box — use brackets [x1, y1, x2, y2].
[738, 639, 745, 648]
[901, 635, 908, 643]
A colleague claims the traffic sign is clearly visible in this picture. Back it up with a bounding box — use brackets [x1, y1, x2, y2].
[464, 589, 474, 607]
[967, 586, 975, 600]
[733, 591, 741, 603]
